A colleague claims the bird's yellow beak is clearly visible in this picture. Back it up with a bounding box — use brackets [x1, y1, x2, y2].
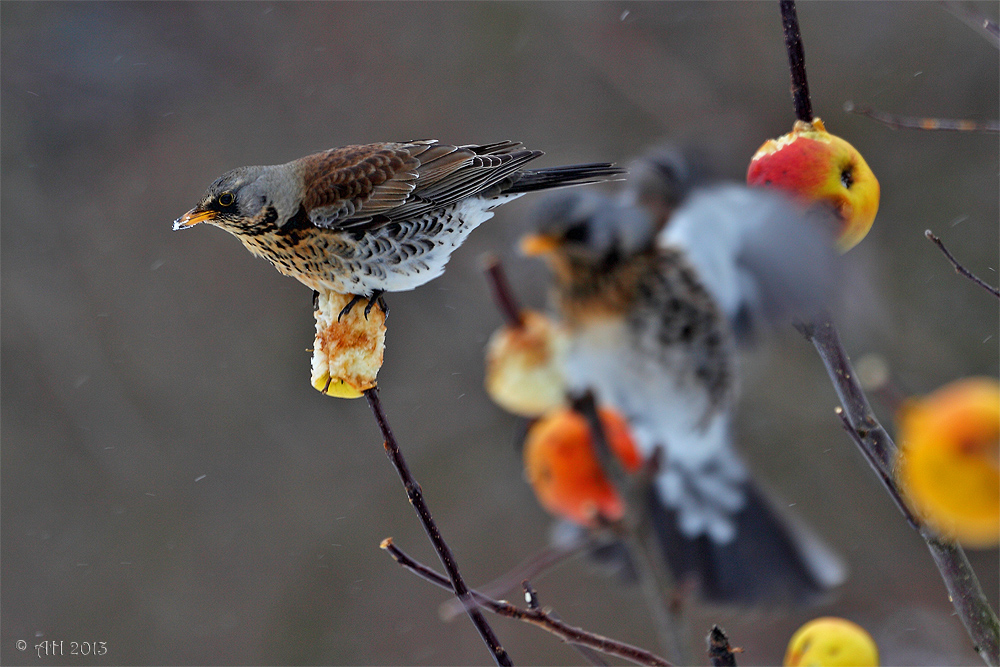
[520, 234, 561, 257]
[173, 208, 217, 231]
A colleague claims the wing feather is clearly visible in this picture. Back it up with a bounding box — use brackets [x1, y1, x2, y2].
[294, 140, 541, 230]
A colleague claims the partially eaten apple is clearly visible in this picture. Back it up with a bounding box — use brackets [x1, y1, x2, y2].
[748, 118, 879, 252]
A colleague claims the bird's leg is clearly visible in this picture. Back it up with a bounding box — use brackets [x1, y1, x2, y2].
[312, 290, 321, 312]
[364, 290, 389, 319]
[337, 294, 365, 322]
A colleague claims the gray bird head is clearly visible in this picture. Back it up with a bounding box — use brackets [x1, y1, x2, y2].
[173, 165, 275, 232]
[521, 190, 656, 268]
[620, 143, 714, 230]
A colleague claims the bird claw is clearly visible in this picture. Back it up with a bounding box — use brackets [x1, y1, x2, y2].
[337, 291, 388, 321]
[364, 293, 389, 319]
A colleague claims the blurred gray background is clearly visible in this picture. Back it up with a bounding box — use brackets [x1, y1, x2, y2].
[2, 2, 997, 665]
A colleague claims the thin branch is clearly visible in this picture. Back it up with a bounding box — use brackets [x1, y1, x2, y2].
[844, 102, 1000, 134]
[570, 392, 692, 666]
[833, 407, 920, 530]
[707, 625, 740, 667]
[364, 388, 512, 667]
[793, 317, 894, 468]
[940, 0, 1000, 48]
[440, 534, 591, 622]
[381, 538, 674, 667]
[926, 230, 1000, 298]
[780, 0, 813, 123]
[483, 254, 526, 327]
[522, 581, 611, 667]
[796, 314, 1000, 667]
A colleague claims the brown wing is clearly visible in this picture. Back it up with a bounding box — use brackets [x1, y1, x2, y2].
[296, 140, 541, 230]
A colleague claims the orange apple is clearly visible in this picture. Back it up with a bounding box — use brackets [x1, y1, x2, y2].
[523, 406, 642, 526]
[896, 377, 1000, 548]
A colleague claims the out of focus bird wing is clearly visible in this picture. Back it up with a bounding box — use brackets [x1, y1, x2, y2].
[659, 184, 840, 336]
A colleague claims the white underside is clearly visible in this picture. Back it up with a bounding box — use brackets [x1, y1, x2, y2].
[564, 319, 748, 543]
[330, 194, 523, 295]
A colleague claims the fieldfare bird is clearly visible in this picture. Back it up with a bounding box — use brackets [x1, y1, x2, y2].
[522, 148, 844, 603]
[175, 140, 623, 314]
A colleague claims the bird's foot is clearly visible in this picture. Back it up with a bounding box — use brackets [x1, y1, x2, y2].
[337, 291, 388, 321]
[337, 294, 364, 321]
[364, 291, 389, 319]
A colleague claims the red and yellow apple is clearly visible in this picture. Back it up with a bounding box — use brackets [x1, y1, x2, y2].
[748, 118, 879, 252]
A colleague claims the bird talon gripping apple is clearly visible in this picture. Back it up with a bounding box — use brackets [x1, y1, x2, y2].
[747, 118, 879, 252]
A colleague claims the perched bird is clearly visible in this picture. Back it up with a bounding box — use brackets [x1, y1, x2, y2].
[174, 140, 623, 314]
[521, 148, 845, 604]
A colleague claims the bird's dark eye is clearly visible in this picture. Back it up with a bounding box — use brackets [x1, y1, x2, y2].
[218, 191, 236, 207]
[563, 223, 590, 244]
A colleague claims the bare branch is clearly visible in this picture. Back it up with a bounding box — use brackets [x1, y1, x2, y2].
[833, 407, 920, 530]
[940, 0, 1000, 48]
[381, 538, 674, 667]
[844, 102, 1000, 134]
[364, 389, 512, 666]
[926, 230, 1000, 298]
[796, 315, 1000, 667]
[569, 392, 693, 665]
[440, 536, 590, 622]
[780, 0, 813, 122]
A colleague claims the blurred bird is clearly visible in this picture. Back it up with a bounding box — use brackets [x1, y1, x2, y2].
[521, 146, 845, 604]
[174, 140, 623, 314]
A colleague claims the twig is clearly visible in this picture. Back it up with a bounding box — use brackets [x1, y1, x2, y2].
[706, 625, 740, 667]
[780, 0, 813, 123]
[364, 388, 512, 666]
[926, 230, 1000, 298]
[570, 392, 692, 666]
[381, 538, 674, 667]
[484, 254, 526, 327]
[440, 534, 591, 622]
[482, 261, 690, 661]
[795, 314, 1000, 667]
[940, 0, 1000, 48]
[833, 407, 920, 530]
[793, 317, 894, 468]
[844, 102, 1000, 134]
[523, 581, 611, 666]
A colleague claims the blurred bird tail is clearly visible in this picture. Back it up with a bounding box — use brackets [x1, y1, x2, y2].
[647, 480, 847, 606]
[504, 163, 627, 194]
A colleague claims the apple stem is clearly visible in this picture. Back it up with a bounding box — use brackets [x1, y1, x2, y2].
[780, 0, 813, 122]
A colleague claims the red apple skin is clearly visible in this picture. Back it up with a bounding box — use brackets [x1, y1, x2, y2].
[748, 119, 879, 252]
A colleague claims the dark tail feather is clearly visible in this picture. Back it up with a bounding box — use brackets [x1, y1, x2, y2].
[503, 163, 627, 194]
[647, 482, 846, 605]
